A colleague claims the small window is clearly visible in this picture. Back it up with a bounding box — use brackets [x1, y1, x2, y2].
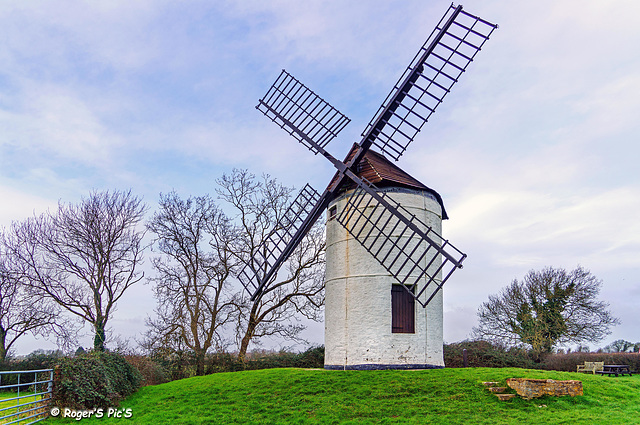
[391, 284, 415, 333]
[328, 205, 337, 221]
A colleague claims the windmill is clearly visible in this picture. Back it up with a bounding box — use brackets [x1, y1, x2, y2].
[240, 4, 497, 369]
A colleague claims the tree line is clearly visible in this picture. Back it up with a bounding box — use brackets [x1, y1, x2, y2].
[0, 167, 623, 373]
[0, 169, 325, 375]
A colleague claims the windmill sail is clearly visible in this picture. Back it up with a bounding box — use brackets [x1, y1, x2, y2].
[246, 4, 497, 307]
[335, 176, 466, 307]
[360, 5, 498, 161]
[237, 183, 322, 298]
[257, 70, 351, 154]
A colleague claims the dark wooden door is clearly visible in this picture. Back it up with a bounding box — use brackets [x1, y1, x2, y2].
[392, 284, 415, 333]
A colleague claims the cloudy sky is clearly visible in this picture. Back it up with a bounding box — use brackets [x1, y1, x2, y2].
[1, 0, 639, 355]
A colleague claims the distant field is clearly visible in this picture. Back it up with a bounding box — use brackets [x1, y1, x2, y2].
[44, 367, 640, 424]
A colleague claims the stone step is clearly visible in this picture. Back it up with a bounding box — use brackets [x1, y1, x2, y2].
[482, 381, 499, 387]
[495, 393, 517, 401]
[487, 387, 506, 393]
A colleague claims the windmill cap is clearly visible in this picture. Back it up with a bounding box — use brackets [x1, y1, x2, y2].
[328, 144, 449, 220]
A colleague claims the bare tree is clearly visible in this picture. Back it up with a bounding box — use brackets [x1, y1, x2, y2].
[9, 190, 146, 351]
[0, 232, 75, 360]
[144, 192, 237, 375]
[602, 339, 636, 353]
[216, 170, 325, 362]
[472, 266, 619, 355]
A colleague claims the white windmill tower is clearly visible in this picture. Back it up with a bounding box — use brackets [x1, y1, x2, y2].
[239, 4, 497, 370]
[324, 147, 452, 369]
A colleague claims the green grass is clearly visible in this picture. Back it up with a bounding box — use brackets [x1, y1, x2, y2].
[44, 367, 640, 424]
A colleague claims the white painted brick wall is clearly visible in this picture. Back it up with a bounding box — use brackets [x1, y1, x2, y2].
[325, 188, 445, 369]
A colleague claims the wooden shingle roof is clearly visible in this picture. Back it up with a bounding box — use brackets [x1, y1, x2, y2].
[328, 144, 448, 219]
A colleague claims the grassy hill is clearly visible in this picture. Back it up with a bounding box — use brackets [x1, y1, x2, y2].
[45, 367, 640, 424]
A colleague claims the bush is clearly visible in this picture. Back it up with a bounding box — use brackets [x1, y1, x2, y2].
[53, 351, 142, 409]
[444, 340, 640, 372]
[444, 340, 541, 369]
[0, 349, 64, 371]
[244, 346, 325, 370]
[147, 346, 325, 379]
[543, 352, 640, 372]
[0, 350, 64, 391]
[202, 346, 325, 374]
[293, 345, 324, 368]
[149, 350, 199, 381]
[245, 350, 298, 370]
[205, 352, 244, 374]
[124, 355, 168, 386]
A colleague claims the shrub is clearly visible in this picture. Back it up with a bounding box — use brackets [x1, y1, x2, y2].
[205, 352, 244, 374]
[149, 350, 199, 381]
[0, 349, 64, 371]
[293, 345, 324, 368]
[444, 340, 541, 369]
[543, 352, 640, 372]
[444, 340, 640, 372]
[0, 350, 64, 391]
[244, 346, 325, 370]
[124, 355, 169, 386]
[147, 346, 325, 379]
[201, 346, 325, 374]
[245, 350, 298, 370]
[53, 351, 142, 409]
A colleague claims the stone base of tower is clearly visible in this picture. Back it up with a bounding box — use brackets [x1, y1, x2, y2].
[324, 363, 444, 371]
[323, 275, 445, 370]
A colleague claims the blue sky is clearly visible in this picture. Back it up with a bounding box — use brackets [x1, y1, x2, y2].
[1, 0, 639, 354]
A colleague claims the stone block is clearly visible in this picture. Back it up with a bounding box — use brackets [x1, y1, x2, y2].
[495, 394, 516, 401]
[506, 378, 583, 400]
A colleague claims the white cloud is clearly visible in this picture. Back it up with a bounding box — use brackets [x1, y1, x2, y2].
[0, 185, 57, 225]
[0, 1, 165, 73]
[448, 185, 640, 266]
[4, 85, 117, 163]
[571, 74, 640, 142]
[1, 0, 639, 351]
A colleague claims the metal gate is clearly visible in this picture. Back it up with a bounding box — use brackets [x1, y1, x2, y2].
[0, 369, 53, 425]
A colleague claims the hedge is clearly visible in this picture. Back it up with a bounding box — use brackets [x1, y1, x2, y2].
[53, 351, 142, 409]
